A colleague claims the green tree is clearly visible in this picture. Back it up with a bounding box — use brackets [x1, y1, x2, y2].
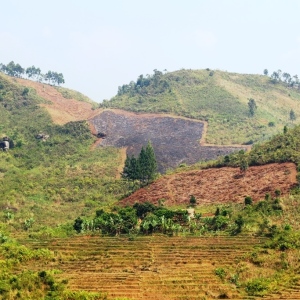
[290, 109, 296, 122]
[26, 66, 41, 80]
[144, 141, 157, 183]
[263, 69, 268, 76]
[122, 141, 157, 185]
[244, 196, 253, 205]
[189, 195, 197, 206]
[248, 98, 257, 117]
[73, 217, 83, 233]
[240, 159, 249, 173]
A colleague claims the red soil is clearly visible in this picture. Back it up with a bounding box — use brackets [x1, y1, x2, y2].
[14, 78, 100, 124]
[120, 162, 297, 206]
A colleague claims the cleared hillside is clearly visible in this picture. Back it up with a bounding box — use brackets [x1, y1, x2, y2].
[120, 162, 297, 206]
[10, 76, 99, 124]
[103, 69, 300, 144]
[90, 109, 247, 172]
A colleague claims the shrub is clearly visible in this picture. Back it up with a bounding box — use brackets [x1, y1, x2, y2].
[215, 267, 226, 280]
[244, 196, 253, 206]
[189, 195, 197, 206]
[246, 278, 269, 296]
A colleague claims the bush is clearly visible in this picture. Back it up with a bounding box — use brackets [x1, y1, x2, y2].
[189, 195, 197, 206]
[215, 267, 226, 280]
[244, 196, 253, 206]
[245, 278, 270, 296]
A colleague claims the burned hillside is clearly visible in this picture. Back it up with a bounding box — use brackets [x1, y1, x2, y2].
[90, 110, 246, 172]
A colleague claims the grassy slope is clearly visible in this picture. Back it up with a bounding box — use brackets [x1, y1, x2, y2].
[2, 71, 300, 299]
[103, 69, 300, 144]
[0, 73, 125, 234]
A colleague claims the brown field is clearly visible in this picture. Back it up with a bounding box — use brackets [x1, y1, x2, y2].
[11, 78, 249, 172]
[21, 234, 300, 300]
[22, 235, 265, 300]
[120, 162, 297, 206]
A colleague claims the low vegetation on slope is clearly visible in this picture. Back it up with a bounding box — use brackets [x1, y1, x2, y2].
[102, 69, 300, 144]
[0, 72, 125, 233]
[2, 68, 300, 298]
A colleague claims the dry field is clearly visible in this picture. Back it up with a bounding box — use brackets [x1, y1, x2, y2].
[20, 235, 300, 300]
[13, 78, 249, 172]
[22, 235, 265, 300]
[120, 162, 297, 206]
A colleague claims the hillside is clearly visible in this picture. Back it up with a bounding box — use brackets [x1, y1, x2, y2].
[9, 76, 99, 124]
[90, 109, 247, 172]
[120, 162, 297, 206]
[103, 69, 300, 144]
[2, 70, 300, 299]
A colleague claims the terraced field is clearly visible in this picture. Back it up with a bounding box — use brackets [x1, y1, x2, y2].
[20, 235, 271, 300]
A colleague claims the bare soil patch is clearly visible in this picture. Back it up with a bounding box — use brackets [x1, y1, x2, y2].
[90, 110, 247, 172]
[120, 162, 297, 206]
[14, 78, 100, 124]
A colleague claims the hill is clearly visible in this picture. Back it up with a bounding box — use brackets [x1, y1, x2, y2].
[2, 69, 300, 299]
[102, 69, 300, 145]
[90, 109, 247, 172]
[120, 162, 297, 206]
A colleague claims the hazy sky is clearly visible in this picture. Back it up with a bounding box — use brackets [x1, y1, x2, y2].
[1, 0, 300, 102]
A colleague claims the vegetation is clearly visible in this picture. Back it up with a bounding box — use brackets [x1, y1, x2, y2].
[215, 123, 300, 169]
[2, 67, 300, 298]
[122, 141, 157, 186]
[101, 69, 300, 144]
[0, 61, 65, 86]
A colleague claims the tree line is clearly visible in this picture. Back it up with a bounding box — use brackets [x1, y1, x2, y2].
[117, 69, 170, 97]
[264, 68, 299, 88]
[0, 61, 65, 86]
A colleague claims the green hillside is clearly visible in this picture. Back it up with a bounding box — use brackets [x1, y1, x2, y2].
[0, 73, 124, 232]
[2, 69, 300, 299]
[102, 69, 300, 144]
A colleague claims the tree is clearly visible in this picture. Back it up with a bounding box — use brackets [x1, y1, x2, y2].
[282, 72, 291, 84]
[189, 195, 197, 206]
[244, 196, 253, 205]
[26, 66, 41, 80]
[290, 109, 296, 122]
[263, 69, 268, 76]
[122, 141, 157, 185]
[271, 71, 279, 83]
[144, 141, 157, 183]
[248, 98, 257, 117]
[73, 217, 83, 233]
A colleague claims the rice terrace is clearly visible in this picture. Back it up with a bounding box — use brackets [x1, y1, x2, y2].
[2, 65, 300, 300]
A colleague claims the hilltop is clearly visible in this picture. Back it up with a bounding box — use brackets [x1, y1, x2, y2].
[103, 69, 300, 145]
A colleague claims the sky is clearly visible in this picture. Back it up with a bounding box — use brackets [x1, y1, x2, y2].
[1, 0, 300, 102]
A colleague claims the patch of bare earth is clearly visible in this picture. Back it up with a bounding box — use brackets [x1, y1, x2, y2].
[120, 162, 297, 206]
[90, 110, 248, 172]
[14, 78, 100, 125]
